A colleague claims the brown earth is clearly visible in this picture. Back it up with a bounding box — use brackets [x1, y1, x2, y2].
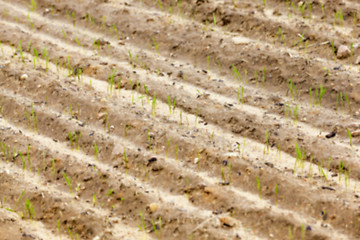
[0, 0, 360, 239]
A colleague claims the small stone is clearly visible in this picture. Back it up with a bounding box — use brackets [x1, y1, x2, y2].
[149, 203, 158, 212]
[232, 36, 250, 45]
[20, 74, 28, 80]
[93, 236, 100, 240]
[97, 112, 106, 120]
[147, 157, 157, 165]
[351, 130, 360, 137]
[337, 45, 351, 59]
[204, 186, 215, 194]
[325, 131, 336, 138]
[355, 56, 360, 65]
[194, 158, 199, 164]
[219, 216, 237, 227]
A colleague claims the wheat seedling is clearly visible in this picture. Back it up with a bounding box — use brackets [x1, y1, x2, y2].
[62, 172, 72, 193]
[346, 128, 353, 147]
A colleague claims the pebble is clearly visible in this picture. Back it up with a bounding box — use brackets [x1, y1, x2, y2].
[232, 36, 250, 45]
[194, 158, 199, 164]
[149, 203, 158, 212]
[336, 45, 350, 59]
[355, 56, 360, 65]
[93, 236, 100, 240]
[351, 130, 360, 137]
[219, 216, 237, 227]
[20, 74, 28, 80]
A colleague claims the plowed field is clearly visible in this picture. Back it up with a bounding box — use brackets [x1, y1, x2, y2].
[1, 0, 360, 239]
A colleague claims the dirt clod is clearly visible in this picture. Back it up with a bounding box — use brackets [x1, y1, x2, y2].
[219, 216, 237, 227]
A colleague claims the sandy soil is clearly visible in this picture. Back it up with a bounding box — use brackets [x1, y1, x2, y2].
[0, 0, 360, 239]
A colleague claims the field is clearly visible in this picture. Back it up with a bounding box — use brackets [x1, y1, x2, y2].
[0, 0, 360, 239]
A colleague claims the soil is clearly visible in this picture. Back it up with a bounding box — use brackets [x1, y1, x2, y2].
[0, 0, 360, 239]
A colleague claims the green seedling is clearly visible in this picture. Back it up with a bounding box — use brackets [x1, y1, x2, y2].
[274, 184, 278, 205]
[123, 148, 128, 169]
[195, 109, 199, 127]
[299, 3, 305, 18]
[344, 93, 352, 117]
[340, 92, 344, 114]
[207, 56, 210, 71]
[67, 227, 73, 239]
[152, 94, 157, 116]
[147, 130, 152, 151]
[265, 130, 269, 154]
[128, 51, 133, 67]
[228, 163, 232, 184]
[302, 223, 305, 240]
[157, 0, 162, 9]
[320, 167, 328, 183]
[177, 0, 182, 14]
[93, 193, 97, 207]
[321, 4, 325, 19]
[152, 38, 159, 55]
[102, 16, 106, 31]
[52, 158, 55, 177]
[288, 78, 297, 100]
[277, 144, 281, 160]
[14, 190, 25, 212]
[167, 96, 176, 114]
[346, 128, 353, 147]
[62, 172, 72, 193]
[106, 189, 114, 196]
[62, 29, 67, 41]
[338, 10, 344, 27]
[17, 40, 24, 63]
[94, 141, 99, 161]
[232, 65, 242, 82]
[179, 111, 183, 125]
[57, 219, 61, 237]
[139, 211, 147, 232]
[289, 226, 293, 240]
[72, 12, 75, 27]
[24, 199, 35, 221]
[317, 84, 326, 106]
[354, 12, 357, 26]
[339, 161, 345, 183]
[68, 132, 74, 150]
[30, 0, 37, 11]
[256, 177, 261, 200]
[151, 219, 159, 237]
[19, 152, 25, 171]
[330, 40, 336, 59]
[274, 27, 285, 44]
[213, 12, 216, 26]
[221, 167, 226, 184]
[262, 68, 265, 89]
